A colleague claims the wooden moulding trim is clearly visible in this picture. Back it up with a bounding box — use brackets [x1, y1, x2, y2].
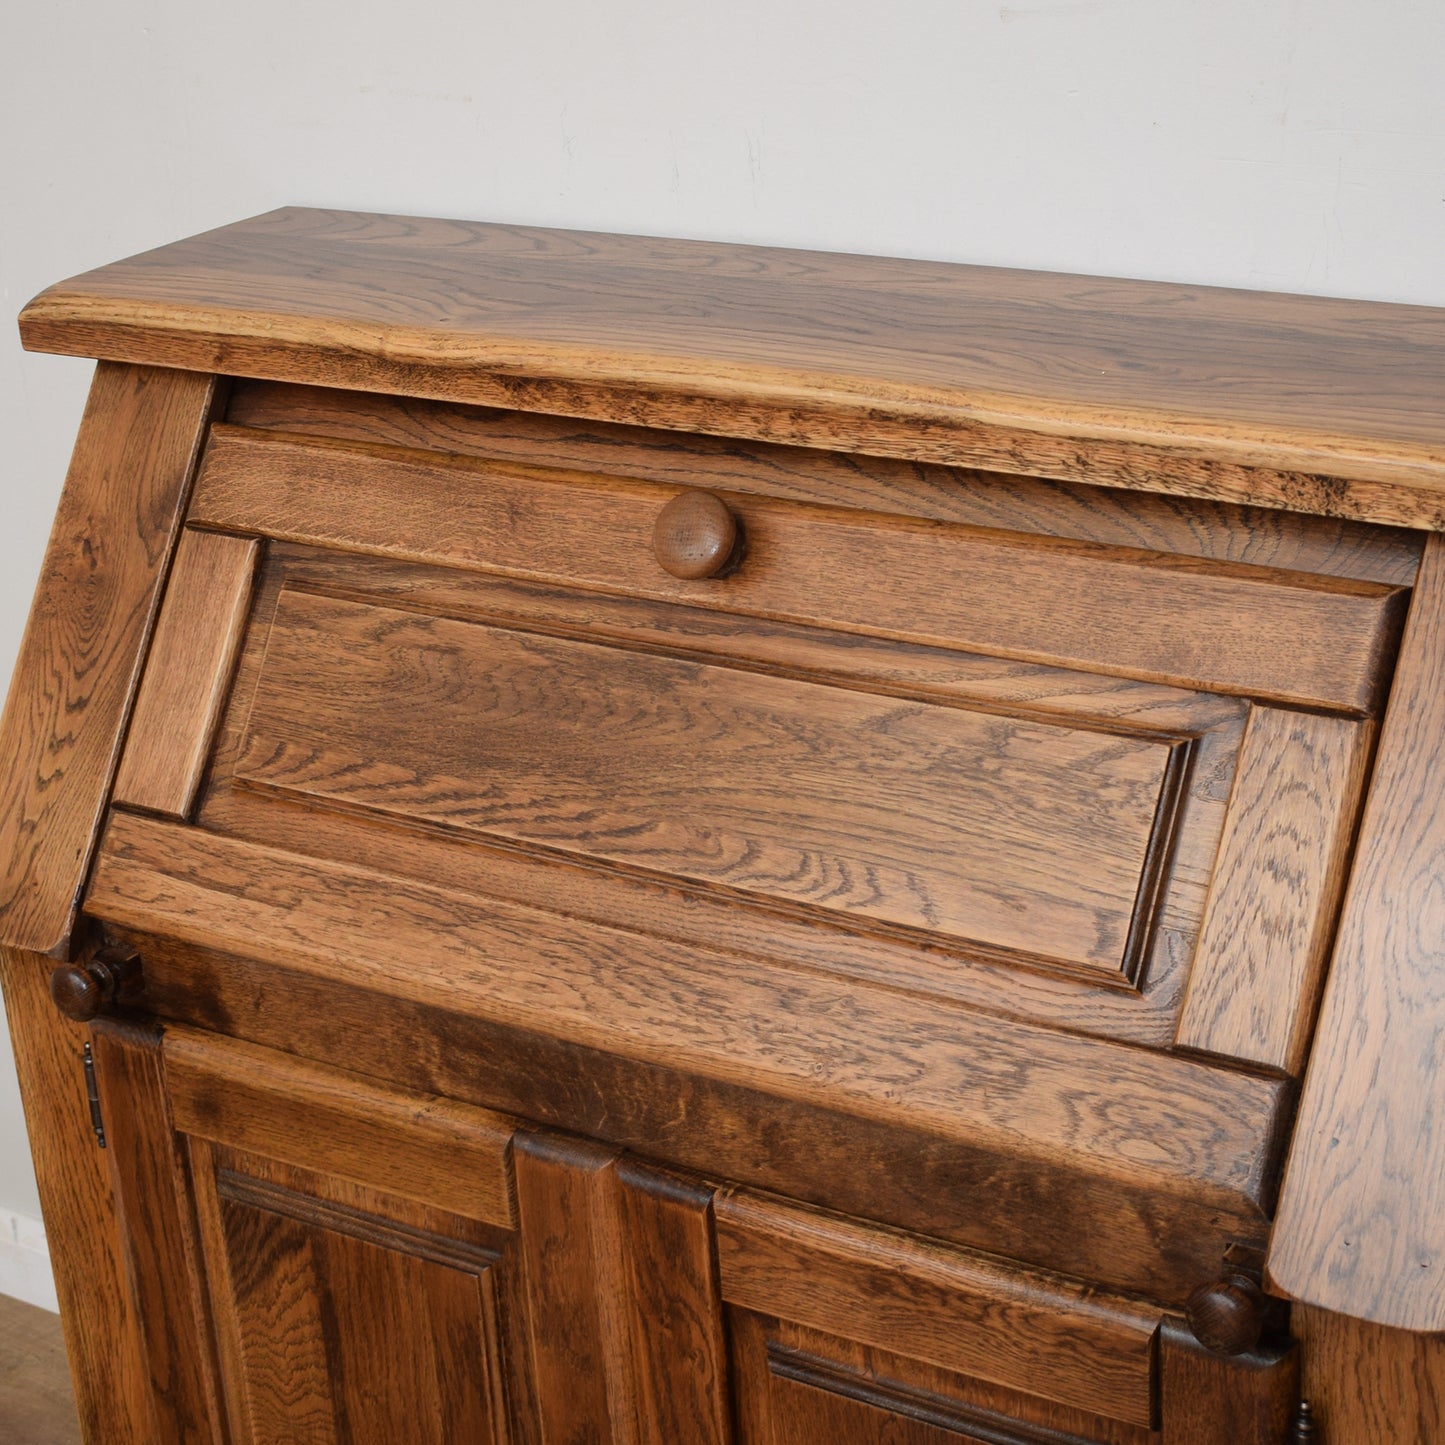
[1268, 532, 1445, 1333]
[715, 1188, 1159, 1427]
[0, 363, 220, 958]
[189, 426, 1407, 715]
[85, 810, 1289, 1221]
[112, 528, 260, 819]
[162, 1025, 518, 1231]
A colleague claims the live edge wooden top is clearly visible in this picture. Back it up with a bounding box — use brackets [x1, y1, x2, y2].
[19, 207, 1445, 529]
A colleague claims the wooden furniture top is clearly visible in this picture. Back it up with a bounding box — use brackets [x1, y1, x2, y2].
[19, 207, 1445, 526]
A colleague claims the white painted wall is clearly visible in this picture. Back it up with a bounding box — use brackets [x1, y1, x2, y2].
[2, 0, 1443, 1293]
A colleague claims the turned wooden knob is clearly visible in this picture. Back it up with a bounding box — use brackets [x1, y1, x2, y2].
[50, 945, 142, 1022]
[652, 489, 741, 579]
[1185, 1273, 1268, 1356]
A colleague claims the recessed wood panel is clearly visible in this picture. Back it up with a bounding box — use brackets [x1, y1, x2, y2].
[236, 588, 1181, 980]
[190, 427, 1406, 712]
[199, 1163, 508, 1445]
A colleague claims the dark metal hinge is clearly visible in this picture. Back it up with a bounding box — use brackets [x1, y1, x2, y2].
[82, 1043, 106, 1149]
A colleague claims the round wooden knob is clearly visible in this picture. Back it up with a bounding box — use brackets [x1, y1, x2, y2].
[50, 945, 142, 1022]
[652, 489, 741, 580]
[1185, 1273, 1268, 1356]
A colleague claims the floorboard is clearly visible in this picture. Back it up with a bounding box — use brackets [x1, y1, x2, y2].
[0, 1294, 81, 1444]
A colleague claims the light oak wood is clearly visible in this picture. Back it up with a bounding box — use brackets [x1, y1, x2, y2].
[21, 209, 1445, 526]
[237, 586, 1182, 978]
[113, 528, 258, 818]
[191, 425, 1406, 712]
[1177, 707, 1375, 1074]
[224, 379, 1428, 587]
[0, 1295, 81, 1445]
[0, 364, 218, 957]
[1269, 532, 1445, 1331]
[163, 1026, 517, 1230]
[715, 1188, 1159, 1426]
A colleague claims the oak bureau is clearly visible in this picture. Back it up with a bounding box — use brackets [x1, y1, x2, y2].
[4, 209, 1445, 1444]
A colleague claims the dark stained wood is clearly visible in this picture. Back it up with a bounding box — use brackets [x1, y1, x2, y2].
[113, 528, 259, 818]
[729, 1311, 1154, 1445]
[0, 1294, 81, 1445]
[92, 924, 1274, 1305]
[715, 1189, 1159, 1427]
[223, 380, 1428, 587]
[1176, 707, 1374, 1074]
[652, 488, 740, 579]
[162, 1025, 517, 1229]
[1269, 533, 1445, 1331]
[512, 1133, 622, 1443]
[190, 425, 1407, 712]
[88, 1019, 224, 1443]
[0, 364, 218, 957]
[236, 586, 1182, 979]
[610, 1159, 733, 1445]
[84, 811, 1292, 1280]
[1292, 1304, 1445, 1444]
[49, 942, 143, 1022]
[1158, 1321, 1299, 1445]
[0, 945, 155, 1443]
[21, 209, 1445, 527]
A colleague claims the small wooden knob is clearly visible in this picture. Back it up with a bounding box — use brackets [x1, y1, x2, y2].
[652, 489, 740, 580]
[50, 945, 142, 1022]
[1185, 1273, 1268, 1356]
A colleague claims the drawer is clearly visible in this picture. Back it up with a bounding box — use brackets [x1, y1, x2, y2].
[82, 398, 1416, 1306]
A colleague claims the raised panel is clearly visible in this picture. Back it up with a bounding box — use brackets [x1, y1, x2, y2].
[202, 1161, 509, 1445]
[237, 586, 1184, 980]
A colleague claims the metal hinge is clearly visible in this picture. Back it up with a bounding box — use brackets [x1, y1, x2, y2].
[82, 1043, 106, 1149]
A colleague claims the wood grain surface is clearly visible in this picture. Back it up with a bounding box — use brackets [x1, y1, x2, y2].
[223, 380, 1427, 587]
[85, 810, 1288, 1224]
[163, 1026, 517, 1229]
[0, 946, 155, 1443]
[1292, 1304, 1445, 1444]
[1177, 707, 1375, 1074]
[237, 587, 1181, 978]
[1269, 533, 1445, 1331]
[0, 364, 218, 956]
[1157, 1321, 1298, 1445]
[715, 1189, 1159, 1426]
[113, 528, 258, 818]
[190, 425, 1407, 712]
[89, 1020, 224, 1444]
[20, 209, 1445, 526]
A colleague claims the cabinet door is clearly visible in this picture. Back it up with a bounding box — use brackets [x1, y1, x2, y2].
[90, 1021, 538, 1445]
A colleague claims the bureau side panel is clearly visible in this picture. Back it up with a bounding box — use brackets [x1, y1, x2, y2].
[0, 363, 219, 957]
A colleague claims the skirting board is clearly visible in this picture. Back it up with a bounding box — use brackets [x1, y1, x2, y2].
[0, 1207, 58, 1312]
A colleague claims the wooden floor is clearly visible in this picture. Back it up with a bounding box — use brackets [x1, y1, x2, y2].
[0, 1294, 80, 1444]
